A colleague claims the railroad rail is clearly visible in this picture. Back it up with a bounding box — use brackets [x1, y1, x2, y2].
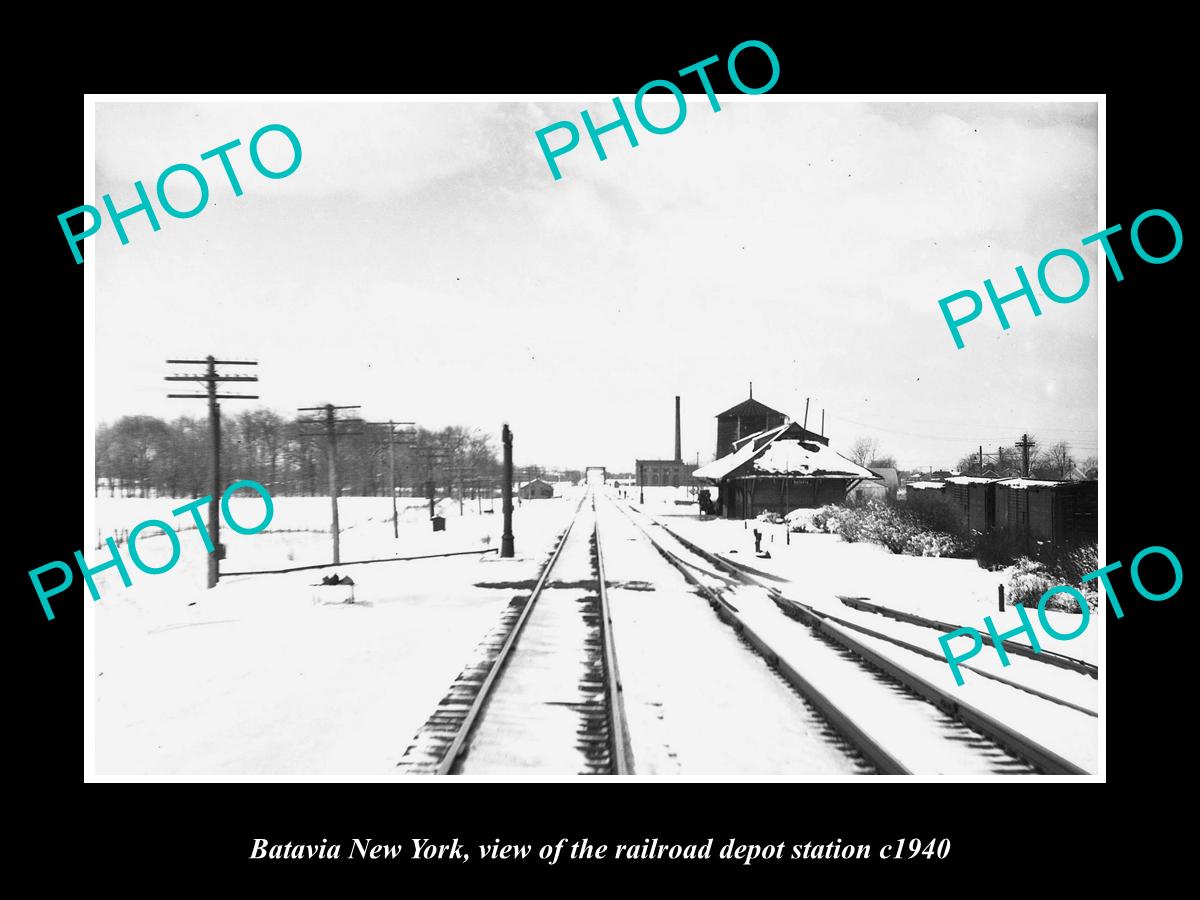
[836, 595, 1098, 678]
[619, 501, 1090, 775]
[397, 490, 632, 775]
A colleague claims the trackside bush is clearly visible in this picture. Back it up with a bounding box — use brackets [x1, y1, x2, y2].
[789, 500, 971, 558]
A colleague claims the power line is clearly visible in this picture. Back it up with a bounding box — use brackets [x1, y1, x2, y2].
[829, 414, 1096, 446]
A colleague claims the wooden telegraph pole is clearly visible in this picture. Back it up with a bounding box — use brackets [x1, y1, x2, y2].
[1016, 433, 1036, 478]
[366, 420, 415, 538]
[297, 404, 362, 565]
[166, 356, 259, 589]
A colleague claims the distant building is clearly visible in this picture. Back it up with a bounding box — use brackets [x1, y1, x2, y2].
[850, 466, 899, 501]
[714, 389, 788, 460]
[637, 395, 701, 487]
[637, 459, 696, 487]
[694, 421, 879, 518]
[518, 478, 555, 500]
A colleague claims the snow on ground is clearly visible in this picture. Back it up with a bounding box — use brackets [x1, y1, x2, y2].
[93, 491, 580, 775]
[637, 507, 1097, 770]
[95, 494, 513, 570]
[658, 512, 1098, 667]
[458, 500, 602, 775]
[596, 497, 867, 775]
[632, 506, 1097, 773]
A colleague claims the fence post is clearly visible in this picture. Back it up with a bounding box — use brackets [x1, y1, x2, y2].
[998, 584, 1005, 611]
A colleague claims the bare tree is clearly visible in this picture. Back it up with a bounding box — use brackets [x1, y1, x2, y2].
[95, 409, 507, 501]
[849, 436, 879, 467]
[1031, 441, 1072, 479]
[955, 452, 981, 476]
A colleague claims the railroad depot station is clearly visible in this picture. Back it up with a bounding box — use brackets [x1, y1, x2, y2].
[637, 389, 879, 518]
[695, 400, 879, 519]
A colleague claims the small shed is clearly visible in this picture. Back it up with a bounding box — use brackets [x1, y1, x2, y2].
[850, 466, 899, 502]
[518, 478, 555, 500]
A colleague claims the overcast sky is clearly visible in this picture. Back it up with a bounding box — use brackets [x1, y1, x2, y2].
[94, 100, 1098, 471]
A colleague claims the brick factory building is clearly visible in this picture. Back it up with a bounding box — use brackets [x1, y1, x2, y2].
[637, 395, 701, 487]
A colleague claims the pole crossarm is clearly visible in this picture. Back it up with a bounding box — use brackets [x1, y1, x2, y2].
[164, 374, 258, 381]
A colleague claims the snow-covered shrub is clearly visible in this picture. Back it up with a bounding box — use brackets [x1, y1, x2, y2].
[860, 502, 910, 553]
[786, 511, 812, 533]
[1006, 557, 1099, 611]
[1054, 542, 1099, 586]
[784, 501, 970, 558]
[811, 505, 841, 532]
[908, 494, 970, 540]
[834, 506, 869, 543]
[788, 504, 841, 533]
[904, 529, 972, 558]
[820, 500, 973, 558]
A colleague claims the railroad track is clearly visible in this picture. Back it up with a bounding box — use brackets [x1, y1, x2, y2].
[660, 521, 1098, 714]
[835, 594, 1098, 679]
[616, 500, 1090, 775]
[396, 491, 632, 775]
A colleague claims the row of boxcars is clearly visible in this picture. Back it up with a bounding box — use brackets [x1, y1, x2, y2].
[907, 476, 1097, 549]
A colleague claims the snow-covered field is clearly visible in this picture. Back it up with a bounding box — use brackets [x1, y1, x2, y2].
[93, 490, 580, 775]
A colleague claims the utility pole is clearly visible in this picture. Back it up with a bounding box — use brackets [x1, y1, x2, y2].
[298, 404, 362, 564]
[821, 408, 825, 436]
[445, 464, 476, 516]
[1016, 433, 1036, 478]
[501, 424, 514, 557]
[366, 420, 415, 538]
[979, 445, 984, 474]
[803, 397, 810, 430]
[423, 446, 450, 519]
[166, 356, 259, 589]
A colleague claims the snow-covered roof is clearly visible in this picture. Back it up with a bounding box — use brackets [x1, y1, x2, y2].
[906, 481, 946, 490]
[730, 428, 768, 452]
[693, 435, 763, 480]
[944, 475, 997, 485]
[994, 478, 1068, 490]
[693, 422, 879, 482]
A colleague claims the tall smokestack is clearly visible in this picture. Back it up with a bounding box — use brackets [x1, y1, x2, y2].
[674, 395, 682, 462]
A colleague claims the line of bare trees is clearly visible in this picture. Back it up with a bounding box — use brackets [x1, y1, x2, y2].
[846, 434, 1097, 481]
[955, 440, 1097, 480]
[95, 410, 503, 500]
